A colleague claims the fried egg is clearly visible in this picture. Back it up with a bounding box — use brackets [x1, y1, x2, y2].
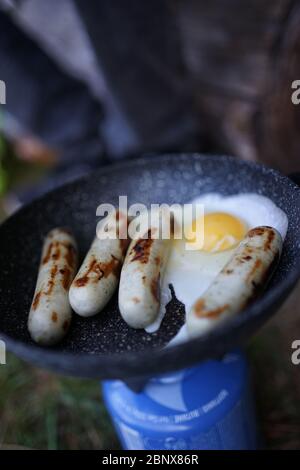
[145, 193, 288, 335]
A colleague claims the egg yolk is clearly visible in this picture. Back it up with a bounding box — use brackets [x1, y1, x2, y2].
[185, 212, 247, 252]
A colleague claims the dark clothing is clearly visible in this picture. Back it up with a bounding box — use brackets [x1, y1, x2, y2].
[0, 1, 199, 168]
[0, 10, 103, 168]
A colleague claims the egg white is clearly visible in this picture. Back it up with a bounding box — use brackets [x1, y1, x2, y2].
[145, 193, 288, 336]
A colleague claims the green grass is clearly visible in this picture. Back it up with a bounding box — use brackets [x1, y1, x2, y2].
[0, 353, 119, 450]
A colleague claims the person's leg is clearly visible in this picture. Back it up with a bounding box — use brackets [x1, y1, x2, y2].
[74, 0, 200, 154]
[0, 10, 103, 168]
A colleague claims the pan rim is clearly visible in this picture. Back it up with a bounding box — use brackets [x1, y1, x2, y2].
[1, 152, 300, 378]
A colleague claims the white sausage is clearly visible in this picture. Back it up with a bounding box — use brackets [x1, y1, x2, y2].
[186, 226, 282, 338]
[69, 210, 130, 316]
[28, 228, 78, 346]
[118, 210, 172, 329]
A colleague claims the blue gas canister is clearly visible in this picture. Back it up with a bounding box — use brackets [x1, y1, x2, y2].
[102, 351, 257, 450]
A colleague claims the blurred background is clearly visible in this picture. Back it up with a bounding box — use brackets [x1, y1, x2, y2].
[0, 0, 300, 449]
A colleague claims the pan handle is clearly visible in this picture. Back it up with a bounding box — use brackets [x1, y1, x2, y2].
[288, 172, 300, 187]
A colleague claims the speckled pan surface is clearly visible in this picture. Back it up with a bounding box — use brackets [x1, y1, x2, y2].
[0, 154, 300, 379]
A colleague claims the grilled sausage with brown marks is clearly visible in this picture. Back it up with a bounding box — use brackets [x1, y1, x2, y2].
[28, 228, 78, 345]
[69, 210, 130, 316]
[187, 226, 283, 338]
[118, 210, 172, 329]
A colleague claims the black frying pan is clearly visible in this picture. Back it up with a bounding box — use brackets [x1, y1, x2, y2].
[0, 154, 300, 380]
